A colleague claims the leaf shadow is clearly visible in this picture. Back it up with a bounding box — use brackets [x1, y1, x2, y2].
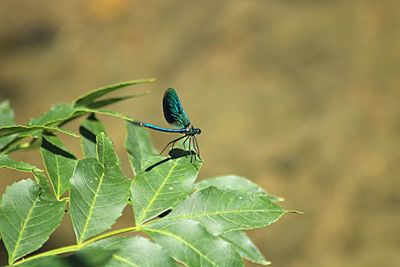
[78, 114, 98, 143]
[41, 133, 76, 159]
[144, 148, 195, 172]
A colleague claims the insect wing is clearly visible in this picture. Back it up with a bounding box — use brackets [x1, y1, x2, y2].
[163, 88, 190, 128]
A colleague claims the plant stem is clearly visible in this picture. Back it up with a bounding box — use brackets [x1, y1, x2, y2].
[12, 245, 80, 266]
[12, 226, 140, 266]
[80, 226, 139, 246]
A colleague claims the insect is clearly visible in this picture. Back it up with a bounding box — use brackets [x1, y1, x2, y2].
[134, 88, 201, 161]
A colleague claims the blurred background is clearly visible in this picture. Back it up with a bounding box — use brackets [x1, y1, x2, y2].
[1, 1, 399, 266]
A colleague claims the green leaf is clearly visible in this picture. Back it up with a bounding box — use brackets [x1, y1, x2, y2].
[79, 109, 136, 159]
[70, 133, 130, 244]
[221, 231, 270, 265]
[195, 175, 284, 202]
[32, 169, 56, 202]
[79, 114, 106, 158]
[131, 156, 201, 225]
[0, 153, 40, 172]
[163, 186, 287, 235]
[70, 159, 129, 244]
[125, 121, 157, 174]
[29, 94, 144, 128]
[0, 100, 16, 150]
[89, 236, 177, 267]
[75, 107, 133, 121]
[0, 179, 65, 264]
[144, 219, 243, 267]
[96, 133, 121, 171]
[0, 154, 55, 199]
[86, 94, 146, 110]
[74, 78, 155, 107]
[0, 125, 79, 138]
[40, 134, 77, 199]
[29, 104, 76, 126]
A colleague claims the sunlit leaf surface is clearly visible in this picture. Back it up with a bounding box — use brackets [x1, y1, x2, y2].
[164, 186, 287, 235]
[70, 133, 130, 244]
[0, 179, 65, 264]
[131, 156, 201, 225]
[144, 219, 243, 267]
[90, 236, 177, 267]
[196, 175, 284, 202]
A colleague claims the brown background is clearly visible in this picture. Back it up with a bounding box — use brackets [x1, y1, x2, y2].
[1, 1, 399, 266]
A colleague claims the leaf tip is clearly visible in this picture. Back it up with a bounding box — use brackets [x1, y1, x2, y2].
[286, 209, 303, 215]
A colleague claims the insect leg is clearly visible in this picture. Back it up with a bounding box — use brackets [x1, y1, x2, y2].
[183, 135, 190, 149]
[194, 136, 201, 160]
[192, 137, 197, 163]
[188, 136, 193, 163]
[160, 135, 186, 155]
[171, 135, 187, 150]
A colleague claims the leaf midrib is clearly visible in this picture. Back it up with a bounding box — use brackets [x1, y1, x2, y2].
[10, 196, 38, 263]
[137, 161, 177, 224]
[78, 166, 105, 244]
[168, 208, 284, 221]
[146, 228, 216, 266]
[112, 254, 139, 267]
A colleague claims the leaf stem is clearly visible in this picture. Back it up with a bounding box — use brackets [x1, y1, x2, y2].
[12, 226, 140, 266]
[11, 245, 80, 266]
[81, 226, 139, 246]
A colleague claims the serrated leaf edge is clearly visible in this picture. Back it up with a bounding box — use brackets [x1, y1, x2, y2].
[8, 196, 39, 263]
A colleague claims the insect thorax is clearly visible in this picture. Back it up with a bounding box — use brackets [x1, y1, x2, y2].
[186, 124, 201, 136]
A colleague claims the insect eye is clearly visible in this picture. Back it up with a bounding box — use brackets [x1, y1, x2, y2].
[197, 129, 201, 134]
